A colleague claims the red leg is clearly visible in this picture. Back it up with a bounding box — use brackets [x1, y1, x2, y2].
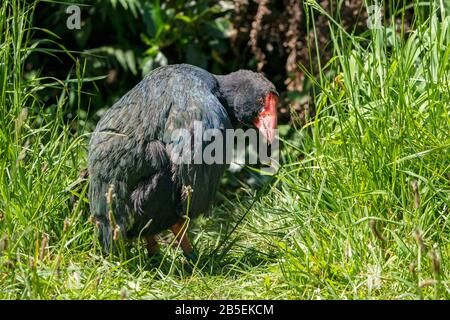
[170, 218, 193, 255]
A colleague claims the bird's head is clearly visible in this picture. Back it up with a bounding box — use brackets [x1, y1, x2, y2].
[217, 70, 278, 144]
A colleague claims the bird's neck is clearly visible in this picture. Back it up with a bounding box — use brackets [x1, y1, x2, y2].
[214, 74, 239, 123]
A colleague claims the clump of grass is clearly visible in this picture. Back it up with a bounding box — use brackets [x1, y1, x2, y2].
[272, 0, 450, 299]
[0, 0, 94, 299]
[0, 0, 449, 299]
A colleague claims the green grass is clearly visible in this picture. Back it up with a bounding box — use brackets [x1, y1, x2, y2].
[0, 0, 449, 299]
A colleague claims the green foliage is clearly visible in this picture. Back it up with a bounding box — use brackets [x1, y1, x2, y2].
[274, 0, 450, 298]
[29, 0, 233, 130]
[139, 0, 232, 73]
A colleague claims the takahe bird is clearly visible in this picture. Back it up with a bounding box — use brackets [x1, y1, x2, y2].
[88, 64, 277, 259]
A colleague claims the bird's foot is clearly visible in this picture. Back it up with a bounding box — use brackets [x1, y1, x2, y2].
[183, 250, 198, 263]
[148, 250, 163, 263]
[183, 249, 204, 275]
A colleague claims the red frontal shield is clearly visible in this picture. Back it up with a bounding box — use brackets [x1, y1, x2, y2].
[252, 93, 278, 144]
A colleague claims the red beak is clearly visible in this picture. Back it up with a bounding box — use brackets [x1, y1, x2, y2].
[252, 93, 278, 144]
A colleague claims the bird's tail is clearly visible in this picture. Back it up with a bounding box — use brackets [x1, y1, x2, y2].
[98, 221, 113, 254]
[89, 178, 128, 255]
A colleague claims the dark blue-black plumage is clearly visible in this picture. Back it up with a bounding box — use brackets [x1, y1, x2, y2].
[88, 64, 276, 253]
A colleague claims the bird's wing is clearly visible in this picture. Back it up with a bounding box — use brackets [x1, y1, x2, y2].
[160, 72, 232, 214]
